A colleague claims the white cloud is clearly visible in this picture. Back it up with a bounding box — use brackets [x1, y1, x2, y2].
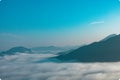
[90, 21, 105, 25]
[0, 53, 120, 80]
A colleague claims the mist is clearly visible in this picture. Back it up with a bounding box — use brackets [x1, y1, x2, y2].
[0, 53, 120, 80]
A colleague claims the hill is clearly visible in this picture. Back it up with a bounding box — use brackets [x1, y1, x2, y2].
[0, 46, 32, 56]
[56, 34, 120, 62]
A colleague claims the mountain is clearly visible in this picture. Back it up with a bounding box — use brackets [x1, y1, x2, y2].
[31, 46, 78, 54]
[0, 46, 32, 56]
[56, 34, 120, 62]
[32, 46, 65, 51]
[101, 34, 117, 41]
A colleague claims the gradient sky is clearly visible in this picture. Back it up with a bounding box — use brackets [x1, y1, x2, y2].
[0, 0, 120, 50]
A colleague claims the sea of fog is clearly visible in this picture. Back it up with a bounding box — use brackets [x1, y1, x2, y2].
[0, 53, 120, 80]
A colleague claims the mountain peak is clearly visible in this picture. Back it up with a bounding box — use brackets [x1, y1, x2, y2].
[56, 34, 120, 62]
[8, 46, 32, 53]
[0, 46, 32, 56]
[101, 34, 117, 41]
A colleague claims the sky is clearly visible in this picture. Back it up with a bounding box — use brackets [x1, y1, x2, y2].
[0, 0, 120, 50]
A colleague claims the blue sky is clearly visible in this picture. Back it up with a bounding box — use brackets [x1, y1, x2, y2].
[0, 0, 120, 50]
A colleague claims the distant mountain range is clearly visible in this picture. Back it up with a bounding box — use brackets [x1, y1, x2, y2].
[32, 46, 65, 51]
[0, 46, 79, 56]
[31, 46, 79, 54]
[0, 46, 32, 56]
[56, 34, 120, 62]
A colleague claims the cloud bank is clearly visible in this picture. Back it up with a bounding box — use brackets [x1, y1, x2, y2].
[0, 53, 120, 80]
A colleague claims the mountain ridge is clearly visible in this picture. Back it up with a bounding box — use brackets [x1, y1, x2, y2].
[101, 34, 117, 41]
[56, 34, 120, 62]
[0, 46, 32, 56]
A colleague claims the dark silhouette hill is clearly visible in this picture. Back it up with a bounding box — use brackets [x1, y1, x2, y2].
[56, 34, 120, 62]
[31, 46, 79, 54]
[32, 46, 64, 51]
[101, 34, 117, 41]
[0, 46, 32, 56]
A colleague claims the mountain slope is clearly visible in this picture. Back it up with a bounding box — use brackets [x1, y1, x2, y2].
[31, 46, 79, 54]
[56, 34, 120, 62]
[101, 34, 117, 41]
[31, 46, 66, 52]
[0, 46, 32, 56]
